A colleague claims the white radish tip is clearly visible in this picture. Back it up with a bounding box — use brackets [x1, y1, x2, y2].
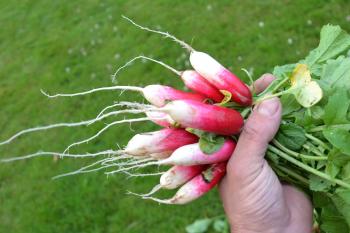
[189, 51, 223, 79]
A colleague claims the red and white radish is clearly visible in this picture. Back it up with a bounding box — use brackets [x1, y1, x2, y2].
[42, 84, 206, 107]
[145, 111, 176, 128]
[135, 165, 208, 196]
[110, 138, 235, 174]
[161, 100, 244, 135]
[123, 16, 252, 106]
[181, 70, 224, 102]
[118, 56, 224, 102]
[144, 163, 227, 204]
[143, 85, 206, 107]
[124, 128, 198, 156]
[189, 52, 252, 106]
[163, 138, 236, 165]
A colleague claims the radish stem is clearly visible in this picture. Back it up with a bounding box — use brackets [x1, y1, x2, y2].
[267, 145, 350, 189]
[272, 139, 327, 161]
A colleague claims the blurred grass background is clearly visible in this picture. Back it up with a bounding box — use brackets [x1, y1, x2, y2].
[1, 0, 350, 232]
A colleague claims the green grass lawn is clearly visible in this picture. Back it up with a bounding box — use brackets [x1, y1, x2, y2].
[1, 0, 350, 232]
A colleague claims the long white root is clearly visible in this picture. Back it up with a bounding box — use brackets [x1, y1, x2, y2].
[122, 16, 194, 53]
[63, 117, 150, 153]
[0, 109, 145, 146]
[0, 149, 122, 162]
[52, 155, 131, 179]
[112, 55, 181, 81]
[41, 85, 143, 98]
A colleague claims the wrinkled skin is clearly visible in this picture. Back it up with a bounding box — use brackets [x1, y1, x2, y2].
[220, 74, 313, 233]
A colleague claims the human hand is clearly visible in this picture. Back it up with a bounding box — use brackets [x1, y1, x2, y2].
[219, 74, 313, 233]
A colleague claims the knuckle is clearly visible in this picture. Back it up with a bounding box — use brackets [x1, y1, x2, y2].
[241, 123, 262, 143]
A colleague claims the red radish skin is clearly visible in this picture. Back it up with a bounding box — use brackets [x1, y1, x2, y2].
[143, 85, 206, 107]
[145, 111, 176, 128]
[181, 70, 224, 102]
[145, 163, 227, 204]
[124, 128, 198, 156]
[162, 100, 244, 135]
[189, 51, 252, 106]
[161, 138, 236, 165]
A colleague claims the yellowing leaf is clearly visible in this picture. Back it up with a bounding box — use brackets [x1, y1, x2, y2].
[295, 81, 323, 108]
[290, 64, 312, 87]
[218, 90, 232, 106]
[289, 64, 323, 108]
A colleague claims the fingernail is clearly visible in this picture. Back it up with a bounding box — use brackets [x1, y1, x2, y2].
[257, 98, 280, 116]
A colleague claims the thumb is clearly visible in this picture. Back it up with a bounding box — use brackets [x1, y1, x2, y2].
[226, 97, 282, 179]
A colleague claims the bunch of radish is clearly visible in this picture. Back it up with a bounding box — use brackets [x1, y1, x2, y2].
[3, 20, 350, 233]
[0, 17, 253, 205]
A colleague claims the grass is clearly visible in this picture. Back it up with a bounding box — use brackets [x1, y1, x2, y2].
[1, 0, 350, 232]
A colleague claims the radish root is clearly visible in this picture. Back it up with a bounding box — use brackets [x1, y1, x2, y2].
[122, 16, 194, 53]
[0, 109, 145, 146]
[113, 55, 182, 81]
[41, 85, 143, 98]
[1, 149, 121, 162]
[52, 154, 132, 179]
[63, 117, 150, 154]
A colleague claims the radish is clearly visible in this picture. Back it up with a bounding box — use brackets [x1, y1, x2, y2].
[42, 84, 206, 107]
[160, 100, 243, 135]
[145, 111, 176, 128]
[123, 16, 252, 106]
[189, 52, 252, 106]
[131, 165, 207, 197]
[124, 128, 198, 156]
[108, 138, 235, 174]
[181, 70, 224, 103]
[162, 138, 236, 165]
[143, 163, 227, 204]
[115, 55, 224, 102]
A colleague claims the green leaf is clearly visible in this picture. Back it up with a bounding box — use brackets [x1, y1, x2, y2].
[341, 162, 350, 182]
[309, 174, 333, 192]
[326, 162, 340, 179]
[332, 189, 350, 227]
[186, 128, 226, 155]
[335, 188, 350, 204]
[313, 191, 332, 208]
[320, 56, 350, 94]
[320, 203, 349, 233]
[186, 218, 212, 233]
[323, 89, 350, 125]
[199, 136, 225, 155]
[280, 94, 301, 116]
[276, 122, 307, 150]
[323, 128, 350, 156]
[305, 25, 350, 66]
[213, 219, 229, 233]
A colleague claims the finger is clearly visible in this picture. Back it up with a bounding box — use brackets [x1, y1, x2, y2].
[227, 97, 282, 179]
[252, 73, 275, 94]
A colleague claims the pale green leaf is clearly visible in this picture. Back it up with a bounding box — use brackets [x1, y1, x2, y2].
[323, 128, 350, 156]
[186, 219, 212, 233]
[305, 25, 350, 66]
